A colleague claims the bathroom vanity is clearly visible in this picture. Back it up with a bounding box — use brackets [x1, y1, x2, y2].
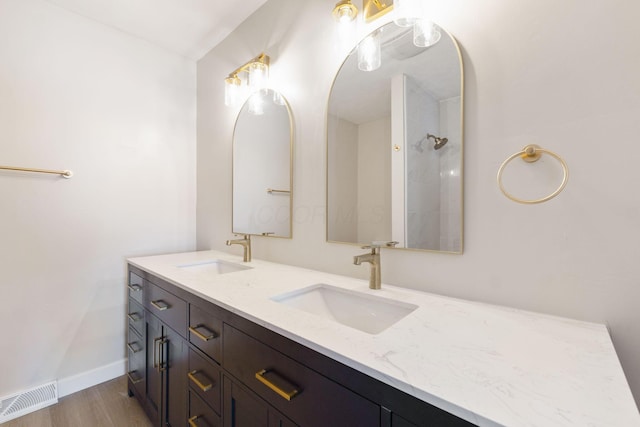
[126, 251, 640, 427]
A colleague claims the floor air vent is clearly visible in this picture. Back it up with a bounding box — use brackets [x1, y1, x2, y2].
[0, 381, 58, 424]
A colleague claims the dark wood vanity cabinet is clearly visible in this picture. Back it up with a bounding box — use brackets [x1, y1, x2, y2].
[127, 265, 476, 427]
[127, 272, 188, 427]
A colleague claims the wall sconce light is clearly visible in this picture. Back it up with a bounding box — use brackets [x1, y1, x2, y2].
[224, 53, 270, 107]
[331, 0, 441, 72]
[332, 0, 358, 24]
[333, 0, 394, 25]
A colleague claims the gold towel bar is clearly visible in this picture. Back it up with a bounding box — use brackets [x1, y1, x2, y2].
[497, 144, 568, 204]
[0, 165, 73, 178]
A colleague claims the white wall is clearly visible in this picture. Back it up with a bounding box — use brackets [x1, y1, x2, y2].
[196, 0, 640, 407]
[0, 0, 196, 397]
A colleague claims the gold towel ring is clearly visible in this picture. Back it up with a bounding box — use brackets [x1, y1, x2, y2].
[497, 144, 569, 204]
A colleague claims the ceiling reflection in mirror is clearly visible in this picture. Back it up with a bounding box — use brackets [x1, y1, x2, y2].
[327, 21, 463, 253]
[233, 89, 293, 238]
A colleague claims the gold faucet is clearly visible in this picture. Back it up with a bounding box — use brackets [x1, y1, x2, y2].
[353, 245, 381, 290]
[226, 234, 251, 262]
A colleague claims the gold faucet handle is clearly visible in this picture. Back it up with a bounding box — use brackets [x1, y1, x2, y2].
[361, 244, 381, 254]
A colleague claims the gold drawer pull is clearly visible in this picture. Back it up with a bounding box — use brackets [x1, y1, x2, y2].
[188, 370, 213, 392]
[151, 300, 169, 311]
[127, 342, 142, 353]
[128, 284, 142, 292]
[255, 369, 300, 401]
[189, 325, 218, 342]
[127, 371, 143, 384]
[188, 416, 200, 427]
[127, 312, 141, 322]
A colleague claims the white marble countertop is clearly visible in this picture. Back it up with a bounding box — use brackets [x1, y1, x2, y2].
[128, 250, 640, 427]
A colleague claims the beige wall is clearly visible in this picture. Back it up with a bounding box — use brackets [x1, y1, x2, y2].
[356, 117, 391, 243]
[0, 0, 196, 397]
[197, 0, 640, 406]
[327, 114, 358, 242]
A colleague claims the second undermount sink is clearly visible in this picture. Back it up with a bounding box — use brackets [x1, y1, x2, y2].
[271, 284, 418, 334]
[177, 260, 252, 275]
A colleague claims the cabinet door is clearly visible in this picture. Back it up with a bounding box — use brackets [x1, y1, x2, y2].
[268, 409, 298, 427]
[164, 324, 188, 427]
[223, 376, 268, 427]
[145, 313, 163, 426]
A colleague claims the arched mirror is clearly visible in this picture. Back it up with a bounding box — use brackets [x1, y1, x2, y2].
[327, 21, 463, 253]
[233, 89, 293, 238]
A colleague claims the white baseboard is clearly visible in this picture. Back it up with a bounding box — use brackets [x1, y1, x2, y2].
[57, 358, 127, 398]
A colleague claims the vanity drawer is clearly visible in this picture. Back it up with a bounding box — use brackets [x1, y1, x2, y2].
[127, 327, 145, 398]
[128, 272, 144, 304]
[127, 298, 145, 336]
[127, 325, 144, 355]
[188, 348, 221, 415]
[189, 304, 223, 363]
[144, 280, 187, 337]
[189, 389, 222, 427]
[223, 325, 379, 427]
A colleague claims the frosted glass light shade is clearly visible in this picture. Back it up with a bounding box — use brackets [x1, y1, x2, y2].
[224, 76, 241, 106]
[249, 62, 269, 91]
[413, 20, 441, 47]
[248, 92, 265, 115]
[358, 31, 381, 72]
[394, 0, 422, 27]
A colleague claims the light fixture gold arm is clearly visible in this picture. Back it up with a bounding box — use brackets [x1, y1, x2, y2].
[363, 0, 393, 22]
[226, 53, 270, 80]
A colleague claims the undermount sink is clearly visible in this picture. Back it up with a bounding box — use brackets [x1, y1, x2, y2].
[271, 284, 418, 334]
[177, 260, 252, 275]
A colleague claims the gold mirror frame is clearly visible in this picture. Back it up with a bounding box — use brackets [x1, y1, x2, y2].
[232, 89, 294, 238]
[326, 22, 464, 253]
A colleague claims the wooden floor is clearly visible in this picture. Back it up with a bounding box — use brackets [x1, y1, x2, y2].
[3, 376, 151, 427]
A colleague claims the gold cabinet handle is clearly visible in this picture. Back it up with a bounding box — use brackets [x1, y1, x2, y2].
[127, 312, 141, 322]
[153, 337, 167, 372]
[189, 325, 218, 342]
[128, 284, 142, 292]
[188, 416, 200, 427]
[127, 371, 143, 384]
[153, 337, 161, 370]
[151, 300, 169, 311]
[127, 341, 142, 353]
[158, 338, 168, 372]
[255, 369, 300, 401]
[187, 370, 213, 392]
